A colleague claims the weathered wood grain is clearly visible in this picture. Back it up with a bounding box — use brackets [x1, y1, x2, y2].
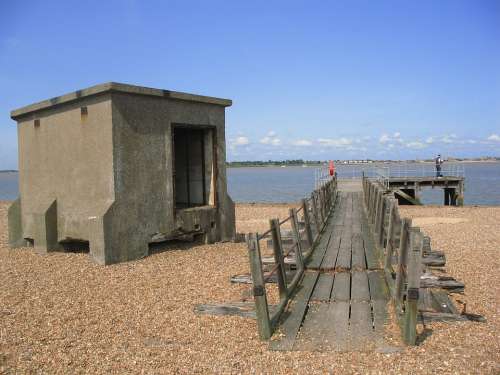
[351, 271, 370, 302]
[351, 233, 366, 269]
[349, 301, 374, 350]
[322, 301, 350, 352]
[368, 270, 389, 301]
[270, 271, 319, 351]
[310, 274, 334, 302]
[331, 272, 350, 301]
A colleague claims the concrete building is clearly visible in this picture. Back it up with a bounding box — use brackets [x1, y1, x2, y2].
[8, 82, 236, 265]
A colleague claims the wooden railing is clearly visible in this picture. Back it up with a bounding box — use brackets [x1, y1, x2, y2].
[363, 177, 423, 345]
[246, 178, 337, 340]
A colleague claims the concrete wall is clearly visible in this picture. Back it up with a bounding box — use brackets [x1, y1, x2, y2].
[9, 85, 235, 265]
[16, 94, 115, 254]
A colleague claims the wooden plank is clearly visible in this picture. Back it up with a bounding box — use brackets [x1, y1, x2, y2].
[372, 300, 388, 334]
[431, 289, 459, 315]
[336, 236, 352, 270]
[247, 233, 272, 339]
[403, 230, 423, 345]
[269, 271, 319, 351]
[293, 303, 329, 351]
[322, 301, 350, 352]
[307, 232, 331, 269]
[310, 274, 334, 302]
[301, 198, 314, 248]
[320, 235, 340, 270]
[349, 301, 374, 350]
[420, 311, 469, 322]
[351, 271, 370, 302]
[395, 189, 422, 205]
[331, 272, 350, 301]
[420, 274, 464, 293]
[351, 233, 366, 270]
[368, 270, 389, 301]
[230, 271, 296, 285]
[194, 302, 277, 319]
[270, 218, 288, 300]
[363, 230, 379, 270]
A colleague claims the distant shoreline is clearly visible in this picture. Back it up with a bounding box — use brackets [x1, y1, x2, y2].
[1, 159, 499, 172]
[227, 160, 500, 168]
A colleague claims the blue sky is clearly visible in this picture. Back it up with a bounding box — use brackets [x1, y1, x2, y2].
[1, 0, 499, 168]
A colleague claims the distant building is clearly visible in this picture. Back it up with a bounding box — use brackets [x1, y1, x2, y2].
[8, 82, 236, 264]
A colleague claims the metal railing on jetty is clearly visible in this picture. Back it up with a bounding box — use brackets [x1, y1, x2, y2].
[334, 162, 465, 180]
[246, 177, 337, 340]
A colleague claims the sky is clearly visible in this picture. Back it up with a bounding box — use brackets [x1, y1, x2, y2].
[0, 0, 499, 168]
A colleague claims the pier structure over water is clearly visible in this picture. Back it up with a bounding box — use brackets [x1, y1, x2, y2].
[387, 176, 464, 206]
[367, 164, 465, 206]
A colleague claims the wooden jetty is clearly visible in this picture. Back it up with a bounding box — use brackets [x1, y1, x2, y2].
[387, 176, 465, 206]
[196, 174, 481, 352]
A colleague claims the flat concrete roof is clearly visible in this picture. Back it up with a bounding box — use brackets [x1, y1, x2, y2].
[11, 82, 232, 120]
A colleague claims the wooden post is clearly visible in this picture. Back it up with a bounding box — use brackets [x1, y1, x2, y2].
[270, 219, 288, 301]
[457, 180, 464, 206]
[384, 199, 396, 271]
[403, 229, 423, 345]
[444, 188, 451, 206]
[374, 189, 383, 232]
[311, 193, 321, 234]
[372, 186, 378, 221]
[247, 233, 272, 339]
[301, 199, 314, 247]
[290, 208, 304, 272]
[321, 187, 327, 222]
[372, 188, 380, 225]
[368, 184, 373, 218]
[377, 196, 387, 247]
[451, 188, 457, 206]
[318, 188, 326, 222]
[395, 218, 411, 312]
[366, 181, 371, 209]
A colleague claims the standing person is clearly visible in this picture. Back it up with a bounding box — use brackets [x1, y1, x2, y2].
[435, 154, 443, 177]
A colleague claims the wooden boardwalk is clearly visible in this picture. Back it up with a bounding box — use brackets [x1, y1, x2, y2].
[271, 180, 392, 352]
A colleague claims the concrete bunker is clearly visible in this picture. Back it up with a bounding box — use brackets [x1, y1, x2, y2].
[8, 82, 236, 265]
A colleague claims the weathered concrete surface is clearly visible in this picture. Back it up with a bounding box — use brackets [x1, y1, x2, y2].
[7, 198, 26, 247]
[10, 82, 236, 265]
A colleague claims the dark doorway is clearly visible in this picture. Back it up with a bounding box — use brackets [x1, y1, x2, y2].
[173, 127, 210, 208]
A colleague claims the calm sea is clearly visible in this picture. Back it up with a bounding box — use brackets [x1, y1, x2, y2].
[1, 162, 499, 205]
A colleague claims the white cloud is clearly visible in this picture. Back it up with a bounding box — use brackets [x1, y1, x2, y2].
[259, 131, 281, 146]
[442, 134, 457, 144]
[379, 134, 391, 144]
[291, 139, 313, 147]
[487, 134, 500, 142]
[231, 136, 249, 146]
[425, 137, 434, 144]
[317, 137, 353, 147]
[260, 136, 272, 144]
[260, 136, 281, 146]
[379, 133, 403, 144]
[270, 138, 281, 146]
[406, 141, 427, 149]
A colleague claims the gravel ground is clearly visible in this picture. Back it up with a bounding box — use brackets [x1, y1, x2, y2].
[0, 201, 499, 374]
